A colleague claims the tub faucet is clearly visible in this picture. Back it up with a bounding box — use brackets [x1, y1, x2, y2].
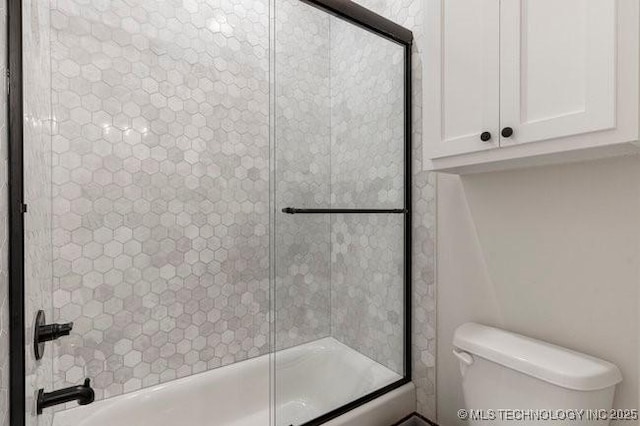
[37, 378, 95, 414]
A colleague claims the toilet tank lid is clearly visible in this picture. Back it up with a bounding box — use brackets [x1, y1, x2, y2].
[453, 323, 622, 391]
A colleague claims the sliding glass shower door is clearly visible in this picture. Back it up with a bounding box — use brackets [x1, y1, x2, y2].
[13, 0, 410, 424]
[273, 1, 412, 424]
[19, 0, 274, 424]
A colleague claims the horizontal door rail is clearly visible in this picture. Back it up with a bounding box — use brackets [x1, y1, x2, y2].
[282, 207, 408, 215]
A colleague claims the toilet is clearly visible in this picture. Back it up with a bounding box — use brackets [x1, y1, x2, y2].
[453, 323, 623, 425]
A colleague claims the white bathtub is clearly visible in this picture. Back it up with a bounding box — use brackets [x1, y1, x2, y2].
[53, 338, 415, 426]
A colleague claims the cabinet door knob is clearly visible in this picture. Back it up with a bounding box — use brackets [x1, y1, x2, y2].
[501, 127, 514, 138]
[480, 131, 492, 142]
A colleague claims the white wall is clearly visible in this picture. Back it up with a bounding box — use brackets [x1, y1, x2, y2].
[436, 155, 640, 426]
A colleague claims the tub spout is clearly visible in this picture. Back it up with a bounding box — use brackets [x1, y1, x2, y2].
[37, 378, 95, 414]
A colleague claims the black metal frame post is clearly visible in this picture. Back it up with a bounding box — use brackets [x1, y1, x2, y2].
[294, 1, 413, 425]
[8, 0, 26, 424]
[404, 28, 413, 384]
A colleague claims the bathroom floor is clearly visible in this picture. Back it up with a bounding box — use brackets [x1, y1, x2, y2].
[393, 414, 434, 426]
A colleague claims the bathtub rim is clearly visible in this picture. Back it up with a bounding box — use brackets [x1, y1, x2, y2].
[53, 337, 410, 426]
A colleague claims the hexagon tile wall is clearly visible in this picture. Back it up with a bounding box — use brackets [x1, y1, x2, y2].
[41, 0, 436, 419]
[51, 0, 273, 400]
[329, 14, 406, 376]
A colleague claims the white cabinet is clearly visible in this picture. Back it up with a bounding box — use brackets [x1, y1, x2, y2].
[500, 0, 617, 146]
[424, 0, 500, 157]
[423, 0, 640, 174]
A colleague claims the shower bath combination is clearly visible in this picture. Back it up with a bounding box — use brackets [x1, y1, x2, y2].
[6, 0, 413, 425]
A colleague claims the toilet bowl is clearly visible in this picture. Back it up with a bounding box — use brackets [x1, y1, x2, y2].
[453, 323, 623, 425]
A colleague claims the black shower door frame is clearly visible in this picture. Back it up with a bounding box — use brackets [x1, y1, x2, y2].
[7, 0, 412, 425]
[8, 0, 27, 424]
[292, 1, 413, 425]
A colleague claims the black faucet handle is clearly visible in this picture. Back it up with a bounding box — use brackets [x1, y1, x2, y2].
[59, 322, 74, 336]
[34, 310, 74, 360]
[40, 322, 74, 341]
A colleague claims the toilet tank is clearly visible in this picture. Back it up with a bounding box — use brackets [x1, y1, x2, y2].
[453, 323, 623, 426]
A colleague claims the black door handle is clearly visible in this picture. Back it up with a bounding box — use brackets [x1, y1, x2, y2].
[480, 131, 492, 142]
[501, 127, 514, 138]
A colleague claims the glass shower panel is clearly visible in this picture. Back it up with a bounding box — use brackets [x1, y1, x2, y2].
[330, 16, 405, 210]
[330, 214, 404, 376]
[274, 213, 405, 426]
[273, 0, 332, 353]
[23, 1, 56, 424]
[43, 0, 272, 414]
[274, 1, 408, 424]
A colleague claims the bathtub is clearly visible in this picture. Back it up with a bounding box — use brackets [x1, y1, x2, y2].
[53, 338, 415, 426]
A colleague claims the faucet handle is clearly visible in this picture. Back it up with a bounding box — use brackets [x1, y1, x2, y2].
[34, 310, 75, 360]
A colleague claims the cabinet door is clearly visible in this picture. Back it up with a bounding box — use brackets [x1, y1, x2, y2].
[424, 0, 500, 158]
[500, 0, 617, 147]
